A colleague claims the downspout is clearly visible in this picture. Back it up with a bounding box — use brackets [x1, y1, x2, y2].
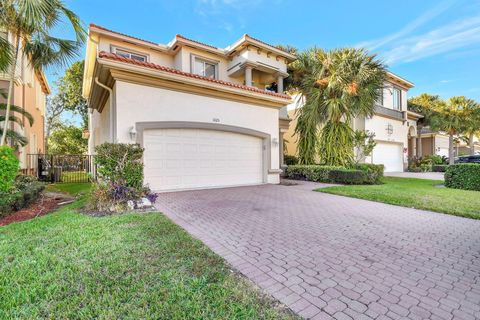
[94, 77, 115, 142]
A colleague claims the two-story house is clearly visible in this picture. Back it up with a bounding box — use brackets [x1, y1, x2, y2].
[0, 31, 50, 170]
[285, 72, 420, 172]
[83, 24, 295, 191]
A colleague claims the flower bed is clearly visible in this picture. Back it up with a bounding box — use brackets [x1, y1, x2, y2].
[0, 175, 45, 217]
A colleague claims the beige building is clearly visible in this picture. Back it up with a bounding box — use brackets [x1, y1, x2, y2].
[83, 24, 295, 191]
[285, 73, 418, 172]
[419, 130, 479, 158]
[0, 31, 50, 169]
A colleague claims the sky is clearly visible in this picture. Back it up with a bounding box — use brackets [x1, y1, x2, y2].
[48, 0, 480, 102]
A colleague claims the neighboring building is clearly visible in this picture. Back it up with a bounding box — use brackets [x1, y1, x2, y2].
[0, 31, 50, 170]
[83, 24, 295, 191]
[284, 72, 418, 172]
[419, 129, 480, 158]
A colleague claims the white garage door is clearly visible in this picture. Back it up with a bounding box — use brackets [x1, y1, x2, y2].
[372, 142, 404, 172]
[144, 128, 264, 191]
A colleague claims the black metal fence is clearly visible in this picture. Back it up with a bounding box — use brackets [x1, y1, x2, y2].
[24, 154, 96, 183]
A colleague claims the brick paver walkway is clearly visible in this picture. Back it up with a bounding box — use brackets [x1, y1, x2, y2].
[155, 181, 480, 319]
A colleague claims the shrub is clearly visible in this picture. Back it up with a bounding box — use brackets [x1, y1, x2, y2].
[432, 165, 448, 172]
[94, 143, 144, 189]
[329, 169, 367, 185]
[284, 154, 298, 166]
[424, 154, 445, 165]
[445, 164, 480, 191]
[352, 163, 384, 184]
[0, 146, 20, 192]
[285, 165, 344, 183]
[0, 175, 44, 217]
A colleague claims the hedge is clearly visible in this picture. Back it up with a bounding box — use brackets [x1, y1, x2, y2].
[445, 164, 480, 191]
[0, 176, 45, 217]
[285, 163, 384, 185]
[0, 146, 20, 192]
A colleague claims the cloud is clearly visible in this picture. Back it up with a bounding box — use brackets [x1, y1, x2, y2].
[356, 0, 456, 50]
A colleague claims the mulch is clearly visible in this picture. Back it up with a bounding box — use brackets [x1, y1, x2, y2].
[0, 192, 75, 227]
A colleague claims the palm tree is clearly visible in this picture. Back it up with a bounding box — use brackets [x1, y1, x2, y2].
[0, 0, 86, 146]
[0, 103, 34, 148]
[292, 48, 386, 166]
[464, 101, 480, 155]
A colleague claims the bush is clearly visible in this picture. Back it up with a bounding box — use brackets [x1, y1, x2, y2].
[285, 165, 344, 183]
[285, 164, 383, 185]
[329, 169, 367, 185]
[352, 163, 384, 184]
[284, 154, 298, 166]
[424, 154, 445, 165]
[0, 146, 20, 192]
[0, 175, 44, 217]
[445, 164, 480, 191]
[94, 143, 144, 189]
[432, 165, 448, 172]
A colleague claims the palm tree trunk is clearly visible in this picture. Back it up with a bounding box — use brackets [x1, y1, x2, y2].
[469, 132, 475, 156]
[448, 133, 455, 165]
[0, 34, 20, 146]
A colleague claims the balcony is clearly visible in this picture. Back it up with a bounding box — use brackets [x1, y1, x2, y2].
[374, 105, 405, 121]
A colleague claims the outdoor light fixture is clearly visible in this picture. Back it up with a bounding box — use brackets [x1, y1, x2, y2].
[129, 126, 137, 141]
[82, 129, 90, 139]
[272, 137, 279, 147]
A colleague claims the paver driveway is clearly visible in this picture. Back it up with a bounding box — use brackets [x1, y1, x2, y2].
[155, 181, 480, 320]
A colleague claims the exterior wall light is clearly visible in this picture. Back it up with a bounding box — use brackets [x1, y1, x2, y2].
[272, 137, 279, 147]
[129, 126, 137, 141]
[82, 129, 90, 139]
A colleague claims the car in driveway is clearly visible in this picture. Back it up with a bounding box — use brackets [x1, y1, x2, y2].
[455, 155, 480, 164]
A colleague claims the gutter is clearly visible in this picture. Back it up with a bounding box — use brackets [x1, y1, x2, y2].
[94, 77, 115, 142]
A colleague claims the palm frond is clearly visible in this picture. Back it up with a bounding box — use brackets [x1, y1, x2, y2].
[0, 103, 34, 126]
[0, 127, 28, 147]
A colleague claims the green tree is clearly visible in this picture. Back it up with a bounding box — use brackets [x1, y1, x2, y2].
[48, 124, 87, 155]
[0, 0, 85, 146]
[292, 48, 386, 166]
[0, 103, 34, 148]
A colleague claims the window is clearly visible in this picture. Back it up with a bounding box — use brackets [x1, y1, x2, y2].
[193, 57, 217, 79]
[376, 89, 384, 106]
[112, 47, 148, 62]
[392, 88, 402, 110]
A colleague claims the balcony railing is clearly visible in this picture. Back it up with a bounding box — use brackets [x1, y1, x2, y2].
[374, 105, 405, 121]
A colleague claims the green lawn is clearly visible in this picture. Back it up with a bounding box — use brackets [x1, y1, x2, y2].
[319, 177, 480, 219]
[0, 195, 294, 319]
[45, 182, 92, 196]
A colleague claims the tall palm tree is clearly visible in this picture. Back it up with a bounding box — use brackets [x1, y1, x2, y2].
[464, 101, 480, 155]
[292, 48, 386, 166]
[0, 0, 86, 146]
[0, 103, 34, 148]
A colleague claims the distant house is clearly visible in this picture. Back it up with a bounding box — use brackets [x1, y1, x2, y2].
[284, 72, 420, 172]
[0, 30, 50, 169]
[83, 24, 295, 191]
[419, 128, 480, 158]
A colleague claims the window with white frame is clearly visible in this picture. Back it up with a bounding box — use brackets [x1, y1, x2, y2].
[112, 47, 148, 62]
[193, 56, 217, 79]
[392, 88, 402, 110]
[376, 89, 384, 106]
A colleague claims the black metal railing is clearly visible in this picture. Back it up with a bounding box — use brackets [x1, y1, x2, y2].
[24, 154, 96, 183]
[374, 105, 405, 121]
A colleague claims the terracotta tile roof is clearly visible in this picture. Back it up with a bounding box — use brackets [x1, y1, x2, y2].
[98, 51, 291, 100]
[175, 34, 221, 50]
[90, 23, 159, 46]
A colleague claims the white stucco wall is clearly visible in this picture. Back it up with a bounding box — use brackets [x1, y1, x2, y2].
[113, 81, 281, 184]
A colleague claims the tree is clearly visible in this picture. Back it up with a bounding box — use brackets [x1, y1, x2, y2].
[292, 48, 386, 166]
[0, 103, 34, 148]
[0, 0, 86, 146]
[464, 101, 480, 155]
[353, 130, 376, 164]
[47, 124, 87, 155]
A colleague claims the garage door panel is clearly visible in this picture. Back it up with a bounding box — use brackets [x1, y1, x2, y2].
[372, 142, 403, 172]
[144, 128, 264, 191]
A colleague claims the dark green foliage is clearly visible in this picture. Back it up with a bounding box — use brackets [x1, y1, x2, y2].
[432, 165, 448, 172]
[445, 164, 480, 191]
[352, 163, 384, 184]
[424, 154, 445, 165]
[284, 154, 299, 165]
[0, 175, 44, 216]
[328, 169, 366, 185]
[94, 143, 144, 189]
[286, 163, 383, 185]
[0, 146, 19, 192]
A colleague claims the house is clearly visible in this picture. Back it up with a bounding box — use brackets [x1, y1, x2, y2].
[419, 129, 480, 158]
[0, 31, 50, 170]
[284, 72, 418, 172]
[83, 24, 295, 191]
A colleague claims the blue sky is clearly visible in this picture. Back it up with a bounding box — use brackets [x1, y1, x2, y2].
[49, 0, 480, 101]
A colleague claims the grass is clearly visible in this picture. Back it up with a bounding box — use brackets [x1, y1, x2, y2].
[0, 191, 294, 319]
[319, 177, 480, 219]
[45, 183, 92, 196]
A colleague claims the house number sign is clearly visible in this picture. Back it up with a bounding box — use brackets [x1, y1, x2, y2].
[386, 123, 393, 136]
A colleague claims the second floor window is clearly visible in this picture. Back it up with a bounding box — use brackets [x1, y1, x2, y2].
[376, 89, 384, 106]
[193, 57, 217, 79]
[393, 88, 402, 110]
[113, 47, 148, 62]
